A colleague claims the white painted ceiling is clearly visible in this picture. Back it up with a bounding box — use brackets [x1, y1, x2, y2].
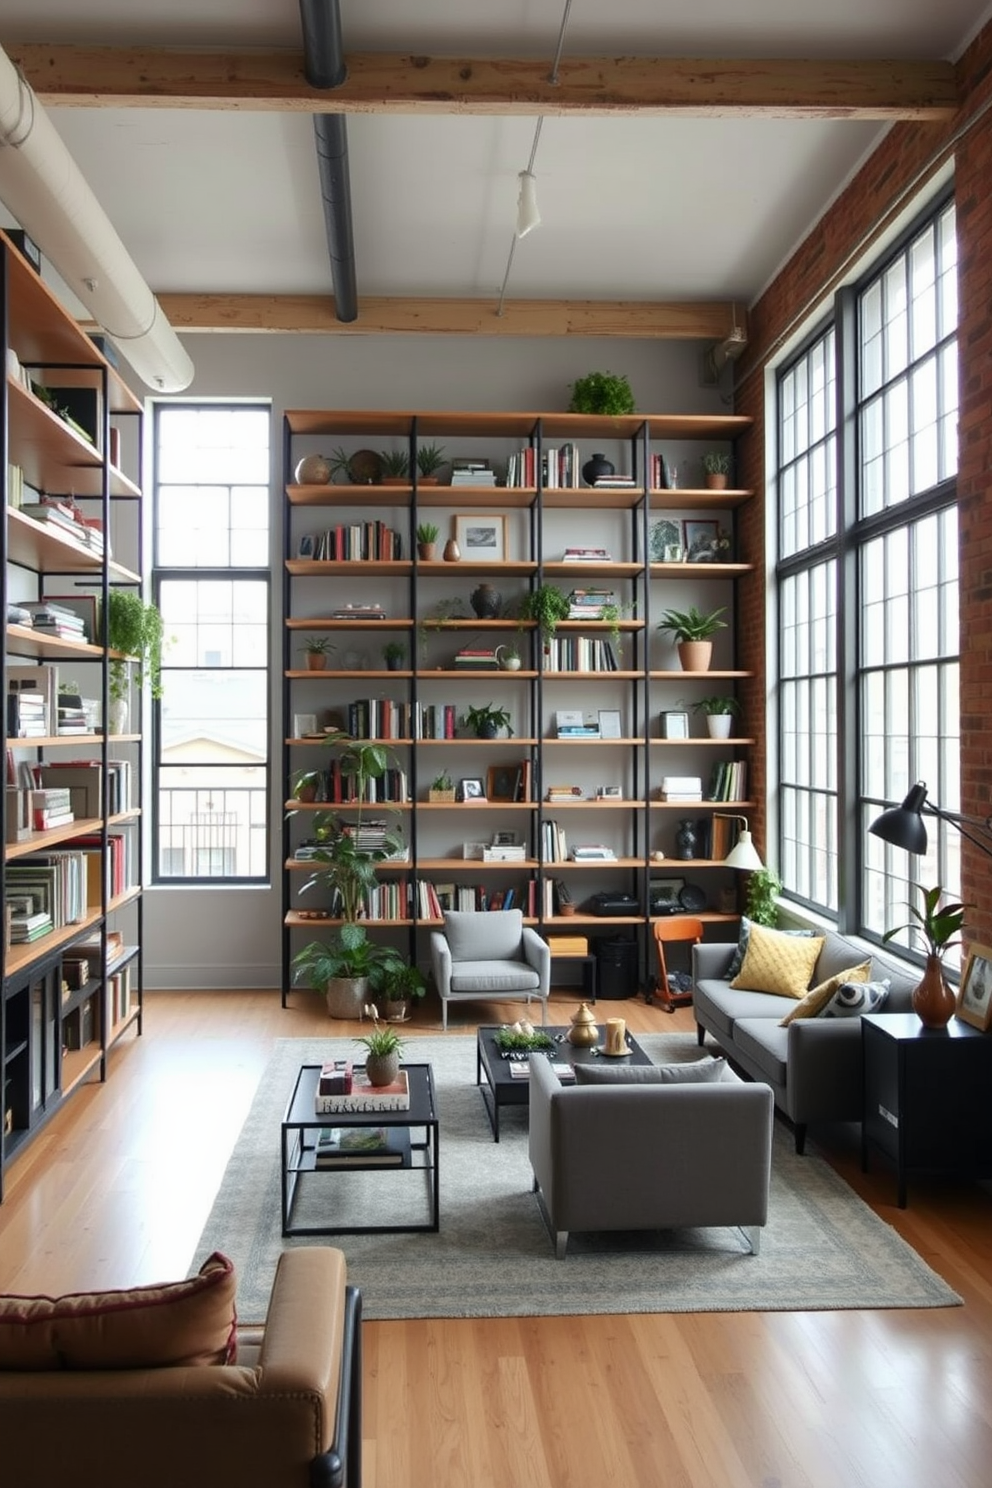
[0, 1, 988, 309]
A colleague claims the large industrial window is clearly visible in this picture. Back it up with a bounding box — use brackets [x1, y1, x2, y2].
[774, 193, 958, 958]
[152, 403, 270, 882]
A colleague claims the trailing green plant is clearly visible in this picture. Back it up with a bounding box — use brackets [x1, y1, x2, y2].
[519, 584, 570, 644]
[702, 451, 733, 477]
[415, 443, 447, 477]
[379, 447, 410, 477]
[461, 703, 513, 738]
[416, 521, 440, 544]
[598, 600, 632, 654]
[692, 695, 740, 716]
[657, 605, 728, 643]
[300, 634, 336, 655]
[745, 866, 782, 928]
[567, 370, 636, 416]
[418, 596, 468, 658]
[882, 883, 971, 963]
[106, 589, 166, 702]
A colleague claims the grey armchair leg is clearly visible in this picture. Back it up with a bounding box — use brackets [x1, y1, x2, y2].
[739, 1225, 762, 1256]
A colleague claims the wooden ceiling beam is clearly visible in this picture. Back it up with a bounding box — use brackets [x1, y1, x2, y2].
[154, 294, 744, 339]
[10, 45, 957, 121]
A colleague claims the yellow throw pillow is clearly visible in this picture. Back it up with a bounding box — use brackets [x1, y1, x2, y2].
[779, 961, 872, 1025]
[729, 924, 825, 999]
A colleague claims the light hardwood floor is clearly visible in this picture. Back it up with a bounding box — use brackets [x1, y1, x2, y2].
[1, 988, 991, 1488]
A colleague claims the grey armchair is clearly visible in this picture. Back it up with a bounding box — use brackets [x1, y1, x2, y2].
[429, 909, 551, 1031]
[528, 1054, 774, 1258]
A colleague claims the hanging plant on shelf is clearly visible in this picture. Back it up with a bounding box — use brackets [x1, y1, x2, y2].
[106, 589, 166, 704]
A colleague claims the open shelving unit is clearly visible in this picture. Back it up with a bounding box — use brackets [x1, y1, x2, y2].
[281, 408, 754, 1000]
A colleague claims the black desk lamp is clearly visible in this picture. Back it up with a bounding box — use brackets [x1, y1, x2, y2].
[868, 781, 992, 859]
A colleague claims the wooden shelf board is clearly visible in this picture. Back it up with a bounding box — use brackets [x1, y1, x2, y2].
[6, 624, 104, 661]
[416, 857, 540, 871]
[649, 488, 752, 510]
[286, 559, 412, 576]
[6, 816, 103, 859]
[649, 736, 757, 746]
[649, 561, 753, 576]
[61, 1045, 103, 1096]
[4, 908, 103, 979]
[650, 670, 753, 680]
[649, 801, 755, 812]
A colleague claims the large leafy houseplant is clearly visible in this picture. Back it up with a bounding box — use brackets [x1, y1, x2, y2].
[106, 589, 165, 703]
[745, 867, 781, 927]
[567, 370, 636, 415]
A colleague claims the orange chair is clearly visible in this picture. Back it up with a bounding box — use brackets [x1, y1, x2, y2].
[652, 916, 704, 1012]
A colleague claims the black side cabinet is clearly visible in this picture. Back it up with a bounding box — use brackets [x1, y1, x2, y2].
[862, 1011, 992, 1207]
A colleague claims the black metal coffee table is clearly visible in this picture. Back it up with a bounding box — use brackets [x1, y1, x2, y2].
[476, 1025, 652, 1140]
[281, 1062, 439, 1235]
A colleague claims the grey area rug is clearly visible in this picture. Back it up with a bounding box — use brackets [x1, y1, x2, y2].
[190, 1034, 961, 1322]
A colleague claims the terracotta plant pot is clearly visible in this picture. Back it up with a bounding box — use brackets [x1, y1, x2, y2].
[677, 640, 713, 672]
[417, 542, 436, 561]
[306, 653, 328, 671]
[912, 953, 957, 1029]
[705, 473, 729, 490]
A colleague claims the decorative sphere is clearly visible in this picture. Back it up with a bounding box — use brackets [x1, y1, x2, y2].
[295, 453, 331, 485]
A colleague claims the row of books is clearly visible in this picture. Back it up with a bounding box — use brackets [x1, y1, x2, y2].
[543, 636, 621, 671]
[505, 443, 581, 489]
[301, 521, 403, 561]
[5, 850, 93, 933]
[15, 759, 132, 817]
[707, 760, 748, 802]
[318, 761, 409, 804]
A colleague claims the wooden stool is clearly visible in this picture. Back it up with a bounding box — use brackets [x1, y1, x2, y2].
[652, 916, 704, 1013]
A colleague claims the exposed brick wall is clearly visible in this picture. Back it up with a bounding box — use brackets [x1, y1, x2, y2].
[733, 21, 992, 943]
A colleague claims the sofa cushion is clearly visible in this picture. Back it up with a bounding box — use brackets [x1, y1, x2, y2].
[725, 917, 820, 980]
[819, 978, 891, 1018]
[779, 961, 872, 1025]
[449, 959, 540, 993]
[574, 1057, 727, 1085]
[0, 1251, 237, 1372]
[732, 1018, 790, 1087]
[729, 924, 826, 999]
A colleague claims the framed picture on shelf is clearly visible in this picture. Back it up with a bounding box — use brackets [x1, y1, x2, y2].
[292, 712, 318, 738]
[598, 709, 622, 739]
[486, 765, 521, 803]
[650, 878, 685, 912]
[492, 830, 519, 847]
[297, 534, 316, 559]
[649, 518, 681, 561]
[956, 943, 992, 1030]
[454, 513, 508, 562]
[682, 519, 721, 562]
[458, 777, 487, 802]
[660, 710, 690, 739]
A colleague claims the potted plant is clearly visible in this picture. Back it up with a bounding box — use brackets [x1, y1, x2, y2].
[519, 584, 570, 648]
[496, 642, 522, 671]
[415, 443, 446, 485]
[462, 703, 513, 739]
[106, 589, 165, 733]
[657, 605, 728, 673]
[374, 960, 427, 1023]
[382, 641, 406, 671]
[293, 735, 406, 1018]
[300, 634, 335, 671]
[429, 771, 455, 803]
[326, 446, 354, 483]
[693, 695, 740, 738]
[379, 448, 410, 484]
[883, 883, 971, 1028]
[416, 521, 440, 560]
[702, 451, 733, 490]
[290, 767, 323, 804]
[354, 1006, 405, 1086]
[567, 370, 636, 415]
[745, 866, 781, 927]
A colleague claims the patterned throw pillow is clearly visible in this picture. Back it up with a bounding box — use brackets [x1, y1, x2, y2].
[779, 961, 872, 1025]
[729, 923, 826, 999]
[819, 979, 891, 1018]
[725, 917, 819, 981]
[574, 1058, 726, 1085]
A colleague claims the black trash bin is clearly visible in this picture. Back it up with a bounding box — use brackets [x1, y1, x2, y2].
[594, 936, 639, 1000]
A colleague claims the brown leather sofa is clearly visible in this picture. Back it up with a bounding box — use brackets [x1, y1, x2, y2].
[0, 1246, 362, 1488]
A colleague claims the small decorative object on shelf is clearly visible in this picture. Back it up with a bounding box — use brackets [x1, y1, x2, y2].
[693, 695, 740, 738]
[657, 605, 728, 673]
[428, 772, 456, 803]
[381, 641, 406, 671]
[294, 453, 332, 485]
[702, 451, 732, 489]
[581, 451, 616, 486]
[470, 583, 502, 618]
[300, 635, 335, 671]
[883, 882, 970, 1029]
[416, 522, 439, 559]
[675, 819, 699, 859]
[496, 643, 521, 671]
[443, 537, 461, 562]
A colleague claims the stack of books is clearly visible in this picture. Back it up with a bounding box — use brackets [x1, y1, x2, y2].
[593, 473, 637, 489]
[20, 500, 84, 540]
[26, 602, 87, 641]
[453, 646, 500, 668]
[567, 588, 617, 619]
[563, 546, 612, 563]
[555, 710, 601, 738]
[660, 775, 704, 803]
[451, 460, 496, 486]
[6, 688, 47, 738]
[57, 695, 91, 735]
[545, 783, 584, 803]
[315, 1069, 411, 1114]
[569, 844, 617, 861]
[482, 843, 527, 862]
[30, 787, 74, 831]
[329, 604, 386, 620]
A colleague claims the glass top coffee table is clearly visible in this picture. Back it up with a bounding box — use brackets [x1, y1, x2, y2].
[280, 1062, 439, 1236]
[476, 1026, 653, 1141]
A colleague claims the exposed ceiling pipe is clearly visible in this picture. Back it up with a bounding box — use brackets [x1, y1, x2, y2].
[299, 0, 358, 323]
[0, 44, 193, 392]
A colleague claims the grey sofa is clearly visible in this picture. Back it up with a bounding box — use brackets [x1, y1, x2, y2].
[528, 1053, 774, 1258]
[692, 929, 918, 1153]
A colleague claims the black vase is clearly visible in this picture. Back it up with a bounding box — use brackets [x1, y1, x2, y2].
[470, 584, 502, 618]
[582, 452, 615, 487]
[675, 819, 698, 860]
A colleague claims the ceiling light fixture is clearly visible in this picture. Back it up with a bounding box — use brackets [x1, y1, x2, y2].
[496, 0, 573, 315]
[0, 46, 193, 392]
